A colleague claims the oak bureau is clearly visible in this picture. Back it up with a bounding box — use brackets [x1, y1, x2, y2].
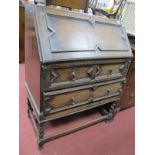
[25, 4, 132, 147]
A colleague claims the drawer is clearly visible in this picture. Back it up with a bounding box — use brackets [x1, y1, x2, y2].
[43, 78, 125, 115]
[119, 87, 135, 110]
[42, 60, 130, 91]
[45, 96, 120, 120]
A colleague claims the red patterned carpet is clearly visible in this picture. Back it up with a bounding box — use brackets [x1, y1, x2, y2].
[19, 63, 135, 155]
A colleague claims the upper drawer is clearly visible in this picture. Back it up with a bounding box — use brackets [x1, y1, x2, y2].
[41, 59, 130, 91]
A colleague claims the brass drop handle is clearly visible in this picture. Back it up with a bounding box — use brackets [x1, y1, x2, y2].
[119, 64, 125, 73]
[106, 89, 110, 96]
[119, 89, 123, 94]
[107, 68, 113, 75]
[88, 96, 94, 103]
[71, 71, 76, 81]
[70, 96, 75, 105]
[90, 85, 98, 91]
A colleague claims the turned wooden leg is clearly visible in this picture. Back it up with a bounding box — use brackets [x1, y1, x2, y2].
[106, 102, 117, 122]
[38, 124, 44, 139]
[109, 102, 117, 119]
[27, 98, 33, 118]
[99, 102, 117, 122]
[38, 140, 44, 149]
[37, 123, 44, 148]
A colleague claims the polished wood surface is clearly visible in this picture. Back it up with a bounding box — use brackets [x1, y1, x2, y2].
[25, 4, 132, 147]
[25, 4, 41, 110]
[119, 87, 134, 110]
[119, 42, 135, 110]
[25, 5, 132, 119]
[34, 0, 89, 12]
[19, 4, 25, 62]
[47, 81, 122, 109]
[46, 96, 120, 121]
[32, 5, 132, 63]
[42, 59, 128, 91]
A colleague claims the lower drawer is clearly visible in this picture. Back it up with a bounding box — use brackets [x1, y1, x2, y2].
[43, 78, 125, 115]
[45, 96, 120, 120]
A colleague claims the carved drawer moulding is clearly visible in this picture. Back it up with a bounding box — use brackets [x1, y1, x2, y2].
[41, 59, 130, 91]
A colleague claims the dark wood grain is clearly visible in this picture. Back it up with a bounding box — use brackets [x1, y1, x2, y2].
[24, 4, 132, 147]
[25, 4, 41, 111]
[45, 96, 120, 121]
[42, 60, 128, 91]
[45, 81, 122, 110]
[19, 4, 25, 62]
[119, 42, 135, 110]
[34, 0, 89, 12]
[119, 86, 134, 110]
[31, 5, 132, 63]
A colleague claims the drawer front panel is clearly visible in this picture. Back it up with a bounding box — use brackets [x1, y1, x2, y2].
[42, 60, 129, 91]
[46, 96, 120, 120]
[43, 79, 124, 114]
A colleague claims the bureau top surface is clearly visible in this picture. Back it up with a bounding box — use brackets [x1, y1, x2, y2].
[30, 4, 132, 63]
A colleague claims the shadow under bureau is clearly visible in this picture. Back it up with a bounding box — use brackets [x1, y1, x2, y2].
[25, 4, 132, 147]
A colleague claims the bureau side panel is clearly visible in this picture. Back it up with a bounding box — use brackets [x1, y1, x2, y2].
[25, 4, 41, 111]
[119, 50, 135, 110]
[19, 4, 25, 62]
